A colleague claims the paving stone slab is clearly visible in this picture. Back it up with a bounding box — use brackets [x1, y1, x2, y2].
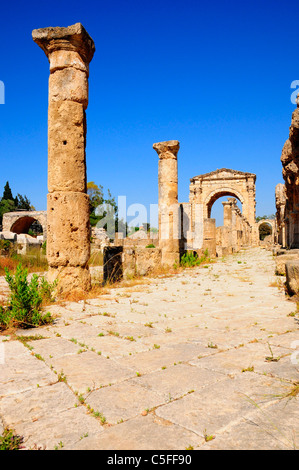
[15, 405, 104, 450]
[70, 414, 202, 450]
[85, 381, 165, 424]
[48, 351, 135, 394]
[114, 342, 216, 375]
[199, 396, 299, 450]
[128, 363, 227, 401]
[0, 341, 57, 396]
[155, 373, 289, 437]
[189, 342, 293, 377]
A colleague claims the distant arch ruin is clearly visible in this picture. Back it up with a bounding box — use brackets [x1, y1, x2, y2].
[189, 169, 256, 225]
[2, 211, 47, 238]
[257, 219, 276, 245]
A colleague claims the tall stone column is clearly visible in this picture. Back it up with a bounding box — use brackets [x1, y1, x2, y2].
[32, 23, 95, 294]
[222, 200, 233, 252]
[203, 218, 216, 256]
[153, 140, 180, 266]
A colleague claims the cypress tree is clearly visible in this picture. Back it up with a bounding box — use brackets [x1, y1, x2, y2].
[2, 181, 13, 201]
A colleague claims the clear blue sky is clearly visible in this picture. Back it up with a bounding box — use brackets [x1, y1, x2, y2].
[0, 0, 298, 227]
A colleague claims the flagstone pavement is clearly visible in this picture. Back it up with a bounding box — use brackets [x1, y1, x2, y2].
[0, 247, 298, 450]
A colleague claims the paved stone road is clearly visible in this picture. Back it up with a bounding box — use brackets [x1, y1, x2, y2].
[0, 248, 298, 450]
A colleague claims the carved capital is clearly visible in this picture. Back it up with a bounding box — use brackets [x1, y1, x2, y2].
[153, 140, 180, 159]
[32, 23, 95, 70]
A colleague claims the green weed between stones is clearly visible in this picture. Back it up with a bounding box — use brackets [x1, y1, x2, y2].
[0, 263, 56, 330]
[0, 428, 24, 450]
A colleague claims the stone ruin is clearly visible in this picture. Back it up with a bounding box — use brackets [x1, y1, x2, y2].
[2, 22, 274, 293]
[274, 96, 299, 293]
[1, 211, 46, 254]
[104, 140, 264, 282]
[32, 23, 95, 295]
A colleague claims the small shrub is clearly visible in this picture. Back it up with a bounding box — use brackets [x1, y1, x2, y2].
[0, 263, 55, 330]
[180, 251, 208, 268]
[145, 244, 155, 248]
[0, 240, 13, 256]
[0, 428, 24, 450]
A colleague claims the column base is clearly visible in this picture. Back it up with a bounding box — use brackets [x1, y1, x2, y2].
[47, 265, 91, 296]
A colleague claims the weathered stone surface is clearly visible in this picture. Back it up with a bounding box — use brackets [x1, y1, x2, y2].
[48, 68, 89, 108]
[285, 260, 299, 295]
[280, 102, 299, 248]
[155, 374, 288, 437]
[201, 396, 299, 450]
[0, 342, 57, 397]
[47, 192, 90, 267]
[72, 414, 200, 450]
[153, 141, 180, 266]
[123, 247, 162, 278]
[0, 248, 297, 450]
[48, 101, 87, 193]
[33, 23, 94, 295]
[32, 22, 95, 66]
[275, 252, 299, 275]
[47, 265, 92, 294]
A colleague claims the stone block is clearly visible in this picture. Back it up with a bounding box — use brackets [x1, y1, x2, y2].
[1, 231, 17, 242]
[285, 260, 299, 295]
[49, 67, 89, 108]
[47, 192, 90, 267]
[47, 265, 91, 294]
[48, 101, 86, 193]
[275, 253, 299, 275]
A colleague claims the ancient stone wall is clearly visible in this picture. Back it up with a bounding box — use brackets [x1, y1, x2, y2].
[275, 183, 286, 247]
[280, 101, 299, 248]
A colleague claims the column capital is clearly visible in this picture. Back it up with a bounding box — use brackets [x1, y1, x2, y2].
[32, 23, 95, 68]
[153, 140, 180, 159]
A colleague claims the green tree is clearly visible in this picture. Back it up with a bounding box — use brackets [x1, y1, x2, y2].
[0, 182, 33, 225]
[87, 181, 127, 237]
[2, 181, 13, 201]
[14, 194, 32, 211]
[0, 199, 15, 224]
[256, 214, 275, 222]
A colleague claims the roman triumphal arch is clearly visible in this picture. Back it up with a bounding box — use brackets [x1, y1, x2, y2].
[189, 168, 256, 223]
[185, 168, 257, 250]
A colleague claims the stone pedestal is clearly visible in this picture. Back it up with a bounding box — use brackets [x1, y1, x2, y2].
[32, 23, 95, 294]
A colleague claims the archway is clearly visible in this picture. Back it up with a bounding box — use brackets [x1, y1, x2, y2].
[210, 195, 242, 227]
[11, 216, 43, 236]
[189, 168, 256, 226]
[205, 189, 244, 219]
[257, 219, 276, 245]
[258, 222, 272, 240]
[2, 211, 47, 238]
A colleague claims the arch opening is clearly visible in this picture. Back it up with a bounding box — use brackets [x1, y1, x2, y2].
[206, 190, 243, 219]
[258, 222, 272, 241]
[11, 216, 43, 236]
[210, 195, 242, 227]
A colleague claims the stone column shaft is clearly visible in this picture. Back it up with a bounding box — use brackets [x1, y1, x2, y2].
[32, 23, 95, 294]
[153, 140, 180, 266]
